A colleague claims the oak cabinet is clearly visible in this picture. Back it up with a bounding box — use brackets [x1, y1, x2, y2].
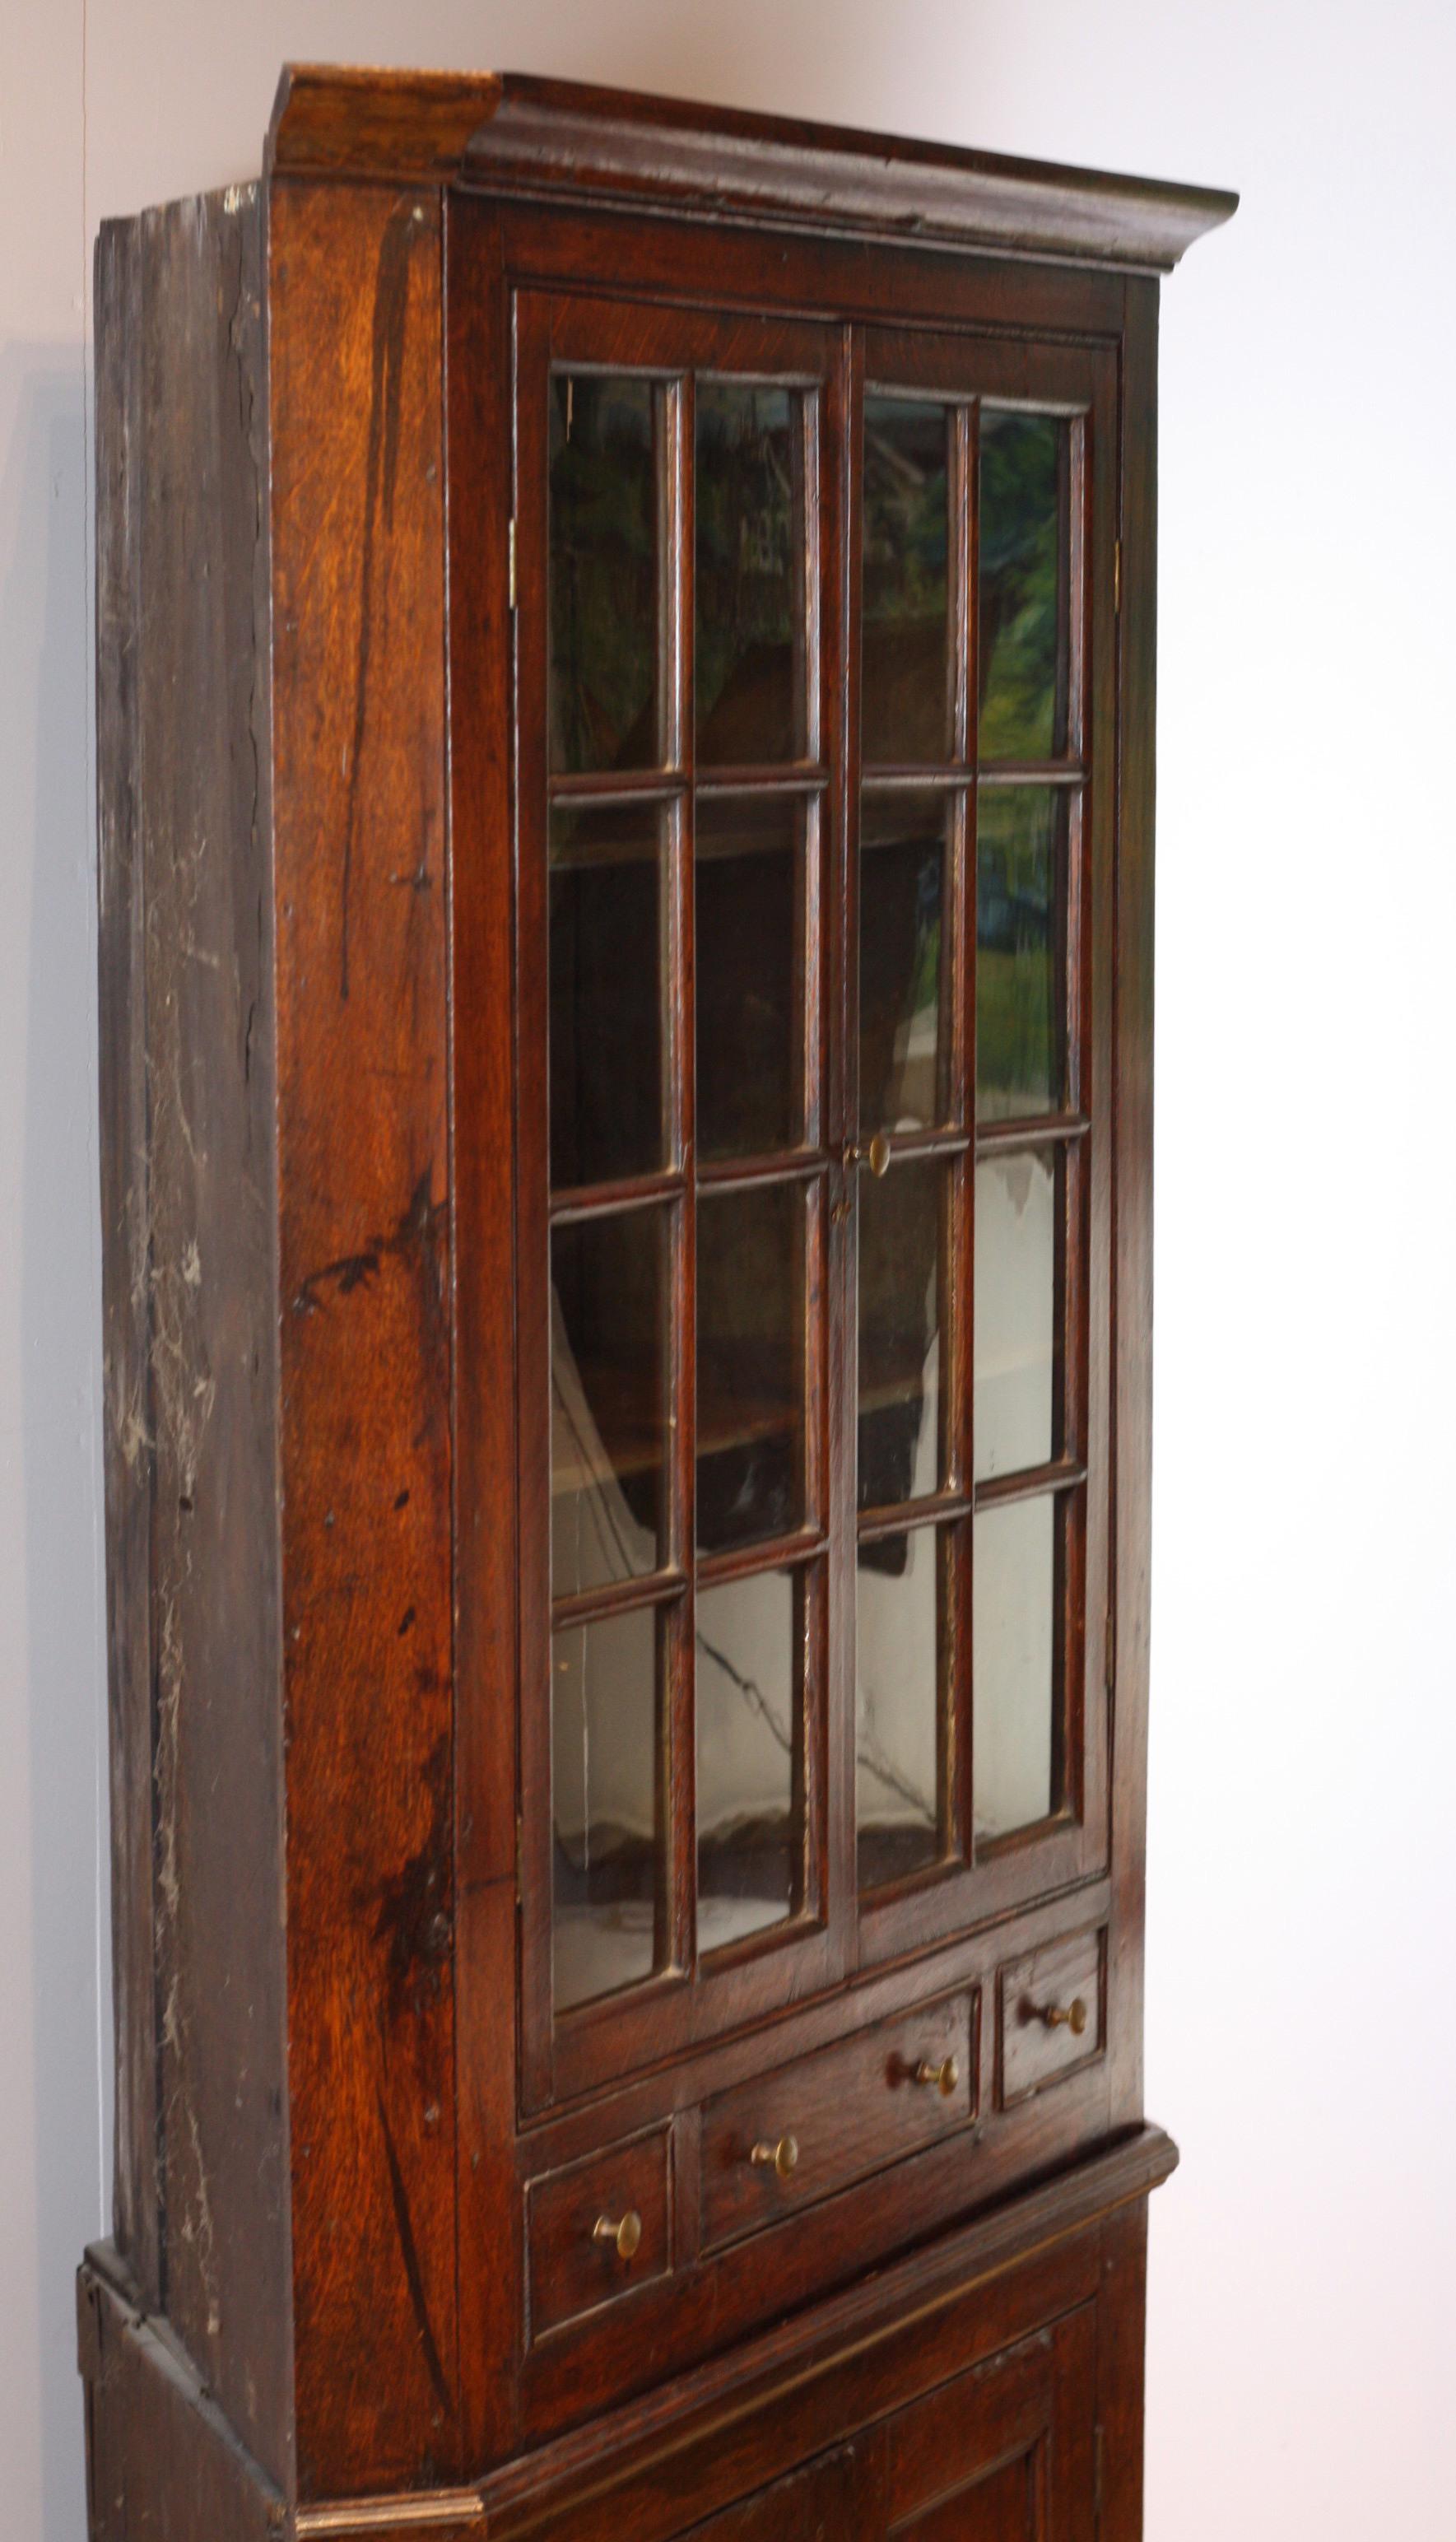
[80, 64, 1232, 2542]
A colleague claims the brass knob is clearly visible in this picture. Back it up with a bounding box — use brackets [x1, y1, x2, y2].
[1041, 1998, 1088, 2036]
[853, 1130, 893, 1178]
[750, 2132, 800, 2181]
[914, 2054, 960, 2097]
[593, 2209, 642, 2260]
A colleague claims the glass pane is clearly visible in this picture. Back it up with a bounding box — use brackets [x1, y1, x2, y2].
[550, 373, 661, 775]
[975, 1151, 1057, 1483]
[552, 1604, 661, 2011]
[550, 805, 665, 1190]
[857, 1526, 943, 1889]
[979, 411, 1068, 761]
[862, 395, 952, 765]
[976, 789, 1063, 1121]
[551, 1209, 668, 1599]
[858, 790, 951, 1135]
[697, 1183, 804, 1553]
[696, 797, 803, 1162]
[696, 383, 805, 764]
[696, 1568, 800, 1952]
[973, 1497, 1058, 1841]
[858, 1158, 943, 1512]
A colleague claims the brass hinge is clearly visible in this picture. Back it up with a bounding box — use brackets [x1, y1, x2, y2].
[1114, 539, 1123, 616]
[508, 517, 518, 611]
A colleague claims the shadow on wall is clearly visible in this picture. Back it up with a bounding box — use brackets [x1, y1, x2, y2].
[0, 345, 107, 2542]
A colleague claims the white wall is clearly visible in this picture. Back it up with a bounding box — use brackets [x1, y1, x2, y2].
[2, 3, 1453, 2535]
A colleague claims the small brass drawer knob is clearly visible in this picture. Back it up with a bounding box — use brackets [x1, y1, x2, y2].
[750, 2132, 800, 2181]
[1042, 1997, 1088, 2036]
[593, 2209, 643, 2261]
[914, 2054, 960, 2097]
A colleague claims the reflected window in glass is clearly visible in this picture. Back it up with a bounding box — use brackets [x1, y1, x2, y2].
[973, 1497, 1058, 1841]
[696, 1568, 802, 1952]
[858, 1157, 945, 1513]
[856, 1525, 947, 1889]
[974, 1150, 1058, 1482]
[552, 1604, 663, 2011]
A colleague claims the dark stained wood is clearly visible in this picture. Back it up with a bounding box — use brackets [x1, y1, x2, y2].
[527, 2127, 672, 2339]
[78, 2248, 286, 2542]
[879, 2302, 1097, 2537]
[444, 191, 527, 2476]
[269, 178, 458, 2495]
[94, 184, 291, 2484]
[267, 68, 1238, 273]
[269, 63, 503, 177]
[674, 2446, 863, 2542]
[699, 1990, 976, 2251]
[1094, 2203, 1150, 2542]
[486, 2145, 1171, 2542]
[997, 1928, 1106, 2108]
[90, 69, 1226, 2542]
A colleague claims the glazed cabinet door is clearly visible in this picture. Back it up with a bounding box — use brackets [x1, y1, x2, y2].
[514, 290, 851, 2111]
[508, 274, 1119, 2114]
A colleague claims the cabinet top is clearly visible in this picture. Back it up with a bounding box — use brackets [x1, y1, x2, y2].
[267, 64, 1236, 273]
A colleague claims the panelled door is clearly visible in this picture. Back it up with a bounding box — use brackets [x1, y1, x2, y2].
[513, 286, 1119, 2112]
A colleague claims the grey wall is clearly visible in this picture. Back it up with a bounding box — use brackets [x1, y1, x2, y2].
[2, 3, 1453, 2535]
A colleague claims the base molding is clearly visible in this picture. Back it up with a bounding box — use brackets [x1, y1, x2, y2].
[81, 2125, 1175, 2542]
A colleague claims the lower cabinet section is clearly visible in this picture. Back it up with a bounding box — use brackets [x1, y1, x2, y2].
[682, 2307, 1095, 2542]
[79, 2138, 1168, 2542]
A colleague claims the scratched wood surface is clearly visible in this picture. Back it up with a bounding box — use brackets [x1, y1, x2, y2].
[94, 184, 291, 2484]
[86, 68, 1230, 2540]
[270, 178, 458, 2496]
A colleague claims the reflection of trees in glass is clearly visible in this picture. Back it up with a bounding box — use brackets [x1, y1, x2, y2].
[549, 375, 659, 772]
[977, 789, 1060, 1118]
[979, 412, 1066, 761]
[695, 384, 800, 758]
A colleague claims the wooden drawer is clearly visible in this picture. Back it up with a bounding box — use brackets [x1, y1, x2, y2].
[700, 1990, 977, 2253]
[527, 2125, 671, 2339]
[997, 1926, 1105, 2109]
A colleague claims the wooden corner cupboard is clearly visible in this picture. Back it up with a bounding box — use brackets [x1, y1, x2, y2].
[80, 64, 1234, 2542]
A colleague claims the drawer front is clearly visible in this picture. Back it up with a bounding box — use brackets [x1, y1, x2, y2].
[997, 1926, 1105, 2108]
[700, 1990, 977, 2252]
[527, 2125, 671, 2339]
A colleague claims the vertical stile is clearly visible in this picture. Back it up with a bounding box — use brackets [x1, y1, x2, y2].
[830, 324, 864, 1967]
[514, 295, 556, 2107]
[668, 372, 698, 1981]
[955, 397, 980, 1867]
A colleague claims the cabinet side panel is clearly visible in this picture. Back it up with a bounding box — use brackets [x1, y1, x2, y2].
[269, 176, 458, 2496]
[1095, 2203, 1150, 2542]
[80, 2256, 285, 2542]
[128, 185, 293, 2477]
[1109, 278, 1159, 2130]
[95, 212, 161, 2312]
